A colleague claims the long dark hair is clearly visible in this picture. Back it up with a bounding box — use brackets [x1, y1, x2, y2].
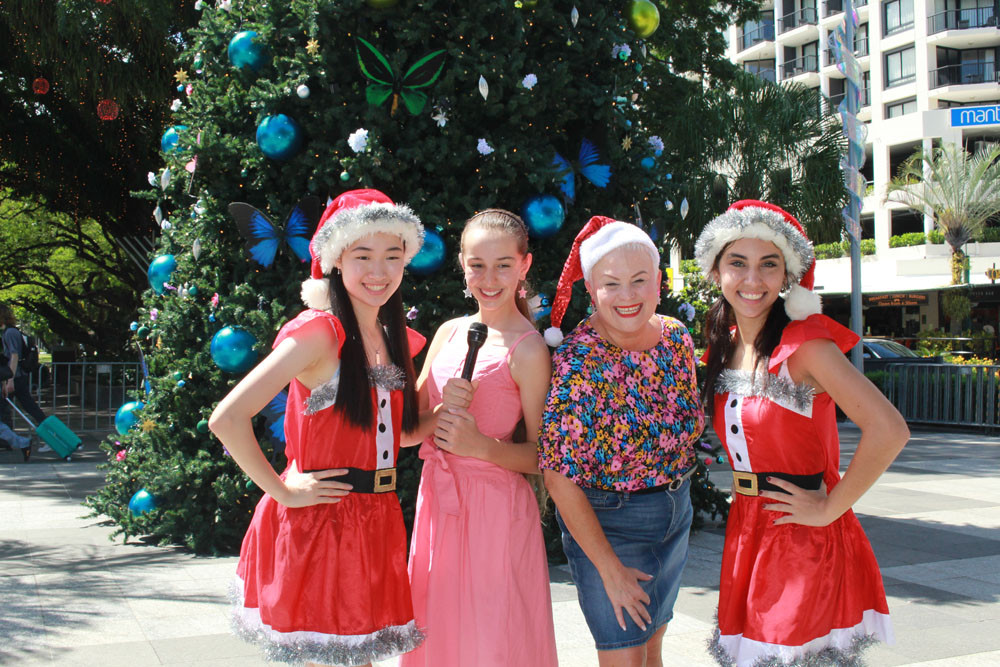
[701, 256, 791, 416]
[328, 270, 419, 432]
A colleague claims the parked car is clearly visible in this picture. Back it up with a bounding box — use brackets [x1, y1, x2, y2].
[860, 338, 944, 372]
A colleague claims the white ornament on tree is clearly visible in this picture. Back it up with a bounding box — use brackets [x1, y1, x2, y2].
[296, 84, 310, 98]
[160, 169, 171, 190]
[571, 6, 579, 27]
[680, 197, 690, 220]
[192, 238, 203, 260]
[478, 75, 489, 100]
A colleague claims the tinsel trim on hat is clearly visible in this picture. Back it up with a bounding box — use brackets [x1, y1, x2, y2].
[230, 578, 424, 666]
[694, 207, 814, 281]
[715, 367, 814, 414]
[314, 202, 424, 274]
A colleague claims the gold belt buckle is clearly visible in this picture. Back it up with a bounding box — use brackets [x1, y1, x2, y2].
[374, 468, 397, 493]
[732, 471, 759, 497]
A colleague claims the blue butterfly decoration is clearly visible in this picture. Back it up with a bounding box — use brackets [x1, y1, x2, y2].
[551, 138, 612, 202]
[259, 389, 287, 462]
[228, 196, 321, 268]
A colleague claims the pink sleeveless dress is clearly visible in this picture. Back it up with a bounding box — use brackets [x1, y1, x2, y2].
[403, 320, 558, 667]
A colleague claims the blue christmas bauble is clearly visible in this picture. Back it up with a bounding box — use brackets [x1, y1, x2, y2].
[147, 255, 176, 295]
[128, 489, 157, 517]
[129, 321, 139, 331]
[641, 156, 656, 170]
[256, 114, 303, 160]
[160, 125, 188, 153]
[521, 194, 565, 239]
[115, 401, 145, 435]
[408, 228, 446, 276]
[211, 326, 258, 373]
[227, 31, 269, 72]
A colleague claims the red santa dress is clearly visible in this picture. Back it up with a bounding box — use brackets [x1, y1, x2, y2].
[709, 314, 893, 666]
[231, 309, 425, 666]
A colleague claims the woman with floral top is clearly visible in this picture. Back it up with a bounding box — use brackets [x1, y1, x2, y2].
[539, 216, 704, 667]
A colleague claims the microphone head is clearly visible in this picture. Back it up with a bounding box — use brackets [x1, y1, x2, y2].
[467, 322, 489, 348]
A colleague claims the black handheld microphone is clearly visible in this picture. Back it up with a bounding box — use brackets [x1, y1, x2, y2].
[460, 322, 489, 381]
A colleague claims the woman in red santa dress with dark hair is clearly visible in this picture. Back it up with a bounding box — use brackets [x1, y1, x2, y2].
[210, 189, 434, 667]
[695, 200, 909, 667]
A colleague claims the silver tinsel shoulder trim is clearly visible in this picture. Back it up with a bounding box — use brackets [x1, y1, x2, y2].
[230, 579, 424, 666]
[708, 625, 879, 667]
[716, 368, 814, 413]
[369, 363, 405, 391]
[304, 372, 340, 415]
[303, 364, 404, 415]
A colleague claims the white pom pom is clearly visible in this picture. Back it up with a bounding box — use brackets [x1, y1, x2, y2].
[301, 278, 331, 310]
[544, 326, 564, 348]
[784, 284, 822, 321]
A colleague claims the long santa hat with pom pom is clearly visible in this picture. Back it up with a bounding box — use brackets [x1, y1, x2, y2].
[694, 199, 821, 321]
[544, 215, 660, 347]
[300, 188, 424, 311]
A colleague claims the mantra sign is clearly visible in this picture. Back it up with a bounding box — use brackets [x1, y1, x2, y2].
[951, 105, 1000, 127]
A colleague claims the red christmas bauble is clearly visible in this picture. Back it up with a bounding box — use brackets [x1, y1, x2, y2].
[97, 99, 119, 121]
[32, 77, 49, 95]
[96, 0, 112, 4]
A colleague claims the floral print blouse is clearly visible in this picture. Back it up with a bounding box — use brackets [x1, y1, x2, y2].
[538, 316, 703, 492]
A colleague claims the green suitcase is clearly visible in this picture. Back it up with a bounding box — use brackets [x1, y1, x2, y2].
[5, 398, 81, 460]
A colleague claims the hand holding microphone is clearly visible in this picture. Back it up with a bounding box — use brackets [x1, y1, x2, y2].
[441, 322, 487, 411]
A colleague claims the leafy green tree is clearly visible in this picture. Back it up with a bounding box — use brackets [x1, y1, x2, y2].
[886, 142, 1000, 284]
[704, 71, 847, 244]
[84, 0, 746, 553]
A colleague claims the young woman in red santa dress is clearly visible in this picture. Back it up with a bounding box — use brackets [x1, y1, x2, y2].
[694, 200, 909, 667]
[210, 189, 434, 667]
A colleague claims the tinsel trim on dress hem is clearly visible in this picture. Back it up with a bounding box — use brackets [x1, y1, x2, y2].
[707, 610, 889, 667]
[230, 579, 423, 666]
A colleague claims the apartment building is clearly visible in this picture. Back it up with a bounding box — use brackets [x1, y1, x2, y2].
[726, 0, 1000, 337]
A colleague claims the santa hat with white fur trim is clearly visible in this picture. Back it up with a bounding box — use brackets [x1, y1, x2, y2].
[544, 216, 660, 347]
[694, 199, 821, 321]
[301, 188, 424, 310]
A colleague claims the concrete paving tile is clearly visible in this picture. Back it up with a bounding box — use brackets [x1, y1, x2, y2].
[37, 640, 162, 666]
[137, 611, 232, 640]
[885, 619, 1000, 662]
[884, 508, 1000, 541]
[40, 617, 148, 648]
[149, 633, 261, 663]
[907, 650, 1000, 665]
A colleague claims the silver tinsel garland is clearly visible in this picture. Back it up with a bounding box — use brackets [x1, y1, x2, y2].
[230, 580, 424, 666]
[708, 625, 879, 667]
[715, 367, 814, 413]
[303, 364, 405, 415]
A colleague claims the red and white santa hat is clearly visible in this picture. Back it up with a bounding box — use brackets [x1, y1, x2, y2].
[694, 199, 821, 321]
[301, 188, 424, 310]
[544, 215, 660, 347]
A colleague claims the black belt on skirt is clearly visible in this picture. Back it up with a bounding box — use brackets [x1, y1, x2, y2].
[731, 470, 823, 497]
[303, 466, 396, 493]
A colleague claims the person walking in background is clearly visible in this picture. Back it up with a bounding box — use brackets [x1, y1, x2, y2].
[403, 209, 557, 667]
[0, 302, 46, 461]
[539, 217, 704, 667]
[695, 200, 908, 666]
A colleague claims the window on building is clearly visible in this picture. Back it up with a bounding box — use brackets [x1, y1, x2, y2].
[934, 46, 998, 87]
[862, 70, 871, 106]
[744, 58, 777, 82]
[740, 12, 775, 50]
[884, 0, 914, 36]
[885, 97, 917, 118]
[855, 23, 869, 56]
[885, 46, 916, 87]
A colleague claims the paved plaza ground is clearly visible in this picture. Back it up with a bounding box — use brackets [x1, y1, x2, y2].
[1, 424, 999, 666]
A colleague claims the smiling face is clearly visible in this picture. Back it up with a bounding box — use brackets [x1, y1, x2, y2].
[586, 245, 661, 337]
[460, 227, 531, 314]
[335, 232, 406, 311]
[713, 237, 787, 324]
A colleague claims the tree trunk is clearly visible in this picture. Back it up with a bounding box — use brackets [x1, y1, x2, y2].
[951, 247, 968, 284]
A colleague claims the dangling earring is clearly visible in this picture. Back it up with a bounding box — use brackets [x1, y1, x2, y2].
[518, 280, 527, 299]
[464, 280, 473, 299]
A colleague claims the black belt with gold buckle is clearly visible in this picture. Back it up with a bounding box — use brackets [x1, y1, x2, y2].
[731, 471, 823, 497]
[303, 466, 397, 493]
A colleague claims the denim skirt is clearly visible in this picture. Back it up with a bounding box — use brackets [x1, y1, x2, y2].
[556, 479, 693, 650]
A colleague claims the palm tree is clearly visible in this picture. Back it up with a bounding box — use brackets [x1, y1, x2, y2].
[709, 71, 847, 243]
[886, 142, 1000, 284]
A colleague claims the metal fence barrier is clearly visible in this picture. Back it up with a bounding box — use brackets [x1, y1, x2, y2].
[7, 361, 143, 435]
[883, 362, 1000, 431]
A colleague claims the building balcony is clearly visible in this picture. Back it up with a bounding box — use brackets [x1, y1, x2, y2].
[823, 0, 868, 17]
[779, 7, 818, 34]
[824, 38, 870, 68]
[781, 54, 821, 84]
[930, 61, 999, 89]
[739, 23, 776, 51]
[928, 7, 996, 35]
[747, 67, 778, 83]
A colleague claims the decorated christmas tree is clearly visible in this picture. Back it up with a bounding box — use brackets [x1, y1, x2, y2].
[86, 0, 748, 553]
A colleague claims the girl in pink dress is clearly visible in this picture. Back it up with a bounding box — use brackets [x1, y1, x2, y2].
[402, 209, 558, 667]
[694, 200, 910, 666]
[210, 189, 430, 667]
